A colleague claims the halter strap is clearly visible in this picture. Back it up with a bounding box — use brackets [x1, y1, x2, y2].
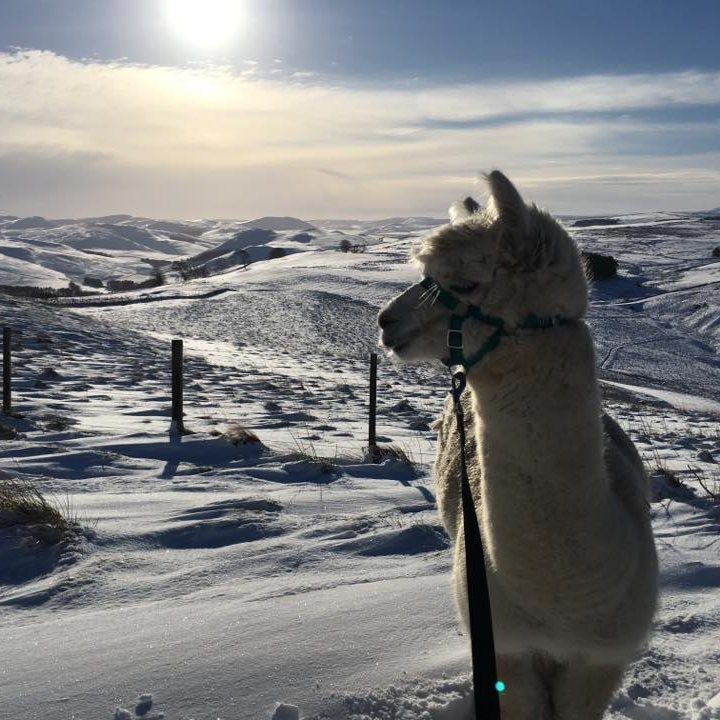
[419, 276, 569, 372]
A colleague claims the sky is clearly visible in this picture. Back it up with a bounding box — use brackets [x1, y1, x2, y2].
[1, 0, 719, 219]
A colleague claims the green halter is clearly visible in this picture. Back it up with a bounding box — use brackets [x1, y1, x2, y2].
[419, 276, 569, 372]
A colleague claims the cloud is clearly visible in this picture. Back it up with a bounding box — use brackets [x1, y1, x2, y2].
[0, 49, 719, 217]
[412, 71, 720, 124]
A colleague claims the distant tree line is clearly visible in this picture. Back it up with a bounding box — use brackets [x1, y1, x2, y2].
[172, 247, 287, 281]
[0, 268, 166, 300]
[172, 260, 209, 280]
[338, 238, 367, 253]
[0, 282, 96, 299]
[87, 268, 165, 292]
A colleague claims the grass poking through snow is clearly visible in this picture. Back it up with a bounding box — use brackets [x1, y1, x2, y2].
[0, 479, 77, 543]
[0, 419, 19, 440]
[366, 443, 415, 467]
[222, 422, 262, 445]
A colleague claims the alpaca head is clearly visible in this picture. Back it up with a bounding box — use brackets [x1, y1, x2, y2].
[378, 170, 588, 366]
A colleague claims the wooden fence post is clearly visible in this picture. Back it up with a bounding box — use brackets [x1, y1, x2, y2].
[2, 327, 10, 416]
[171, 339, 184, 433]
[368, 352, 378, 459]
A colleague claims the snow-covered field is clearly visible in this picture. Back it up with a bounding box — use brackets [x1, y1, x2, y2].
[1, 210, 719, 719]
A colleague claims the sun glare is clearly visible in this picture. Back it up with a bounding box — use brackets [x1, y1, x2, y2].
[165, 0, 243, 47]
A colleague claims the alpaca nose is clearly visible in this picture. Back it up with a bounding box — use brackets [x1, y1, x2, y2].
[377, 307, 395, 329]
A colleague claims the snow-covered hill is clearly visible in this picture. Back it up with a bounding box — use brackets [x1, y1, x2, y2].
[0, 215, 217, 288]
[1, 210, 719, 719]
[0, 214, 376, 290]
[243, 216, 317, 232]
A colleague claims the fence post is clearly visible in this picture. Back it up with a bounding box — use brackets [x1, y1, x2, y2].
[2, 327, 10, 416]
[171, 339, 184, 433]
[368, 352, 378, 460]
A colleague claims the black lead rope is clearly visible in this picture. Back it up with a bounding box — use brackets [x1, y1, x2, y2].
[418, 273, 559, 715]
[450, 369, 502, 720]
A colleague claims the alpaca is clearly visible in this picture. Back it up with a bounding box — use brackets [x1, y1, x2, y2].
[377, 171, 658, 720]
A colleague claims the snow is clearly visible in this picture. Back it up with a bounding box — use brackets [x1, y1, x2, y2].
[601, 381, 720, 415]
[1, 210, 719, 719]
[0, 217, 217, 288]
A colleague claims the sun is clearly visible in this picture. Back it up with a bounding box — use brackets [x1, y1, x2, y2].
[165, 0, 244, 47]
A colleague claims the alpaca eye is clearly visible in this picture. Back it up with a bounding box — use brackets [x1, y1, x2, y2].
[449, 281, 479, 294]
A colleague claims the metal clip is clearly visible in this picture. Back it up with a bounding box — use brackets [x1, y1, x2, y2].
[450, 365, 467, 408]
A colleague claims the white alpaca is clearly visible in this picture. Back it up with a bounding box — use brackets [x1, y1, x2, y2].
[378, 171, 658, 719]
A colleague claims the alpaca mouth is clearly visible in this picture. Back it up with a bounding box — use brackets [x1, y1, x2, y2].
[379, 331, 410, 354]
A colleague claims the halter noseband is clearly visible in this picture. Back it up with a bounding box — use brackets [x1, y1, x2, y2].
[419, 276, 569, 374]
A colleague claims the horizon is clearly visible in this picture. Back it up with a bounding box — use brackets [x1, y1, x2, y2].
[1, 1, 720, 218]
[2, 206, 718, 225]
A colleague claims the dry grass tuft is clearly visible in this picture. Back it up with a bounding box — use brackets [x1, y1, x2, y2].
[0, 419, 19, 440]
[687, 465, 720, 502]
[654, 463, 681, 486]
[0, 479, 76, 543]
[40, 414, 78, 432]
[289, 436, 339, 474]
[223, 422, 262, 446]
[291, 452, 338, 475]
[366, 443, 415, 466]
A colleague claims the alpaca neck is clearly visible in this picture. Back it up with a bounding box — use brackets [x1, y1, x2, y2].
[470, 323, 606, 494]
[467, 323, 636, 606]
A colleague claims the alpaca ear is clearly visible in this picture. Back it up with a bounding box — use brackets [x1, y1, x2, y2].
[463, 196, 480, 214]
[487, 171, 541, 270]
[448, 196, 480, 224]
[486, 170, 526, 231]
